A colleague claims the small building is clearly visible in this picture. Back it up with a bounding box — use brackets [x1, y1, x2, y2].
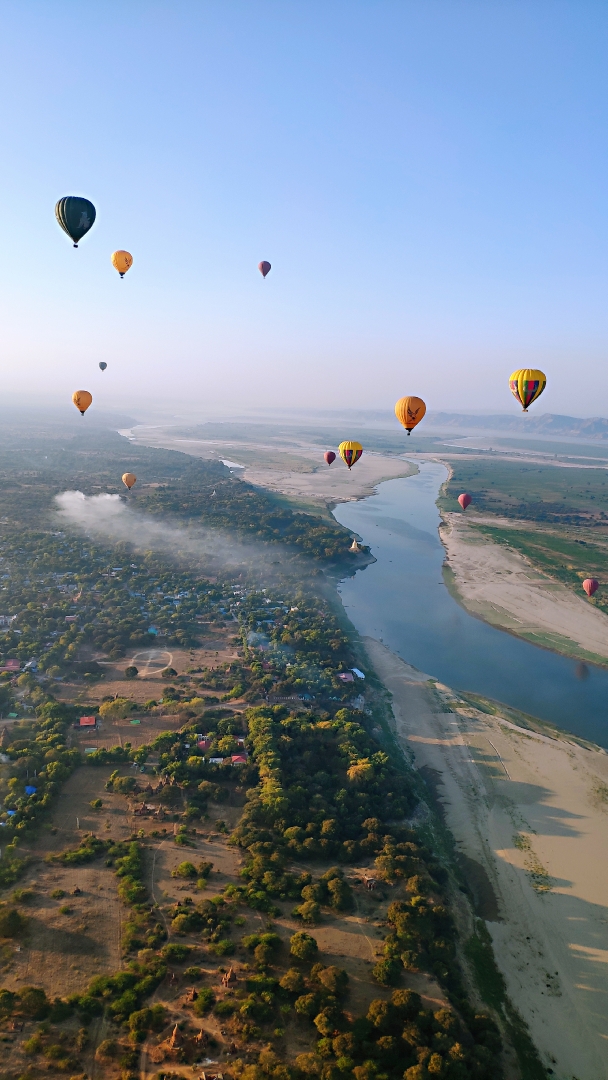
[0, 659, 20, 672]
[76, 715, 97, 729]
[230, 754, 248, 766]
[338, 672, 355, 683]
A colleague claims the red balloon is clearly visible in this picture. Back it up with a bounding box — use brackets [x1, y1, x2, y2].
[324, 451, 336, 466]
[458, 493, 472, 510]
[583, 578, 599, 597]
[258, 261, 271, 277]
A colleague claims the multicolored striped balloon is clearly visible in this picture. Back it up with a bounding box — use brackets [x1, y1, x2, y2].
[339, 441, 363, 470]
[509, 368, 546, 411]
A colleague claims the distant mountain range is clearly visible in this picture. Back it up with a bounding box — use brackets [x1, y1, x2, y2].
[425, 412, 608, 440]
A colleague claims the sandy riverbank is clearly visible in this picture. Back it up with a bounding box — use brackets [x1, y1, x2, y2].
[124, 426, 416, 507]
[440, 511, 608, 663]
[364, 635, 608, 1080]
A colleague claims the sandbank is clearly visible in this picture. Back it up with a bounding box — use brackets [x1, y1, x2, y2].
[125, 427, 416, 507]
[364, 635, 608, 1080]
[440, 511, 608, 663]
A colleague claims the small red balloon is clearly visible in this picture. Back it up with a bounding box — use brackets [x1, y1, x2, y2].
[458, 493, 472, 510]
[258, 260, 271, 277]
[324, 451, 336, 466]
[583, 578, 599, 597]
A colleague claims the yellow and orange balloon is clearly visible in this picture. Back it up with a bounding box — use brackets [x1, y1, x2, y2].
[509, 368, 546, 412]
[122, 473, 137, 490]
[339, 441, 363, 470]
[72, 390, 92, 416]
[395, 396, 426, 435]
[111, 250, 133, 278]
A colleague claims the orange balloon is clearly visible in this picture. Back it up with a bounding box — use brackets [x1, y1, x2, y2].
[72, 390, 92, 416]
[122, 473, 137, 490]
[395, 396, 426, 435]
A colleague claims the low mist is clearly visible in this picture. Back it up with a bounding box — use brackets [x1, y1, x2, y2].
[54, 491, 300, 582]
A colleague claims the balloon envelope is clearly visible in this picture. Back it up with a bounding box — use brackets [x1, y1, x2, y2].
[55, 196, 96, 247]
[122, 472, 137, 490]
[338, 441, 363, 470]
[99, 362, 107, 371]
[458, 493, 472, 510]
[111, 250, 133, 277]
[72, 390, 92, 416]
[324, 451, 336, 465]
[395, 396, 426, 435]
[509, 368, 546, 411]
[583, 578, 599, 597]
[258, 261, 271, 277]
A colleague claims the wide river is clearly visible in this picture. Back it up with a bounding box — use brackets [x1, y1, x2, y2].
[333, 462, 608, 748]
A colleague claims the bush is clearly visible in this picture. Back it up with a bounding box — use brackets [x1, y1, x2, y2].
[172, 861, 197, 879]
[193, 987, 215, 1015]
[124, 666, 139, 680]
[0, 907, 25, 938]
[19, 986, 49, 1019]
[290, 931, 318, 962]
[279, 968, 304, 994]
[161, 667, 178, 678]
[372, 958, 401, 986]
[161, 943, 191, 962]
[90, 798, 103, 809]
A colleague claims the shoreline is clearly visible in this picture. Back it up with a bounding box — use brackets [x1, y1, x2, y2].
[362, 634, 608, 1080]
[439, 509, 608, 667]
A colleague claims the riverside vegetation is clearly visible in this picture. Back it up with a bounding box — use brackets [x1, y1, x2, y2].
[0, 424, 543, 1079]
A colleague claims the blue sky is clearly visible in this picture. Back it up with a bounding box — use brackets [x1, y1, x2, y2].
[1, 1, 608, 418]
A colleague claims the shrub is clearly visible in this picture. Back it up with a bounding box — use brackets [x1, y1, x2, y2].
[0, 907, 25, 938]
[161, 667, 178, 678]
[90, 799, 102, 809]
[124, 666, 139, 680]
[294, 900, 321, 924]
[372, 959, 401, 986]
[316, 965, 349, 997]
[19, 986, 49, 1019]
[280, 969, 305, 994]
[290, 931, 318, 961]
[193, 987, 215, 1015]
[161, 943, 191, 962]
[172, 861, 197, 879]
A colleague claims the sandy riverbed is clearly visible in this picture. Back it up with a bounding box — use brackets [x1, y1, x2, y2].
[125, 427, 416, 506]
[440, 511, 608, 663]
[364, 636, 608, 1080]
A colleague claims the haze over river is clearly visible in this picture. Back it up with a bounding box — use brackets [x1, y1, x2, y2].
[334, 463, 608, 748]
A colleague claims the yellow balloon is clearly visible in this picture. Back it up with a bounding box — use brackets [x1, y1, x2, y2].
[72, 390, 92, 416]
[111, 250, 133, 278]
[338, 440, 363, 469]
[395, 396, 426, 435]
[509, 368, 546, 412]
[122, 472, 137, 490]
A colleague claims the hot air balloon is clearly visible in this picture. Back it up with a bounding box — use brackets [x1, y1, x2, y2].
[122, 473, 137, 490]
[258, 261, 271, 277]
[339, 441, 363, 470]
[111, 250, 133, 278]
[55, 197, 96, 247]
[458, 493, 472, 510]
[395, 396, 426, 435]
[324, 451, 336, 466]
[99, 362, 107, 372]
[72, 390, 92, 416]
[509, 369, 546, 412]
[583, 578, 599, 597]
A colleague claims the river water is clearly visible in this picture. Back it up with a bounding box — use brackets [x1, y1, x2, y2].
[333, 462, 608, 748]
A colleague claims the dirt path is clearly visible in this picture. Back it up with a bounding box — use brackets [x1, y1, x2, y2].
[364, 635, 608, 1080]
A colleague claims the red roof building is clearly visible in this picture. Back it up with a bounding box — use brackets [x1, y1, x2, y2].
[78, 716, 97, 728]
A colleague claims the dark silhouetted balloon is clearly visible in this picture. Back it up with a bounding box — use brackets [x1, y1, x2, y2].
[55, 197, 96, 247]
[99, 362, 107, 372]
[324, 451, 336, 465]
[458, 493, 472, 510]
[583, 578, 599, 597]
[258, 261, 271, 277]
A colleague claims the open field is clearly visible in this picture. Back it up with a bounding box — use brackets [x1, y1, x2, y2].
[365, 636, 608, 1080]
